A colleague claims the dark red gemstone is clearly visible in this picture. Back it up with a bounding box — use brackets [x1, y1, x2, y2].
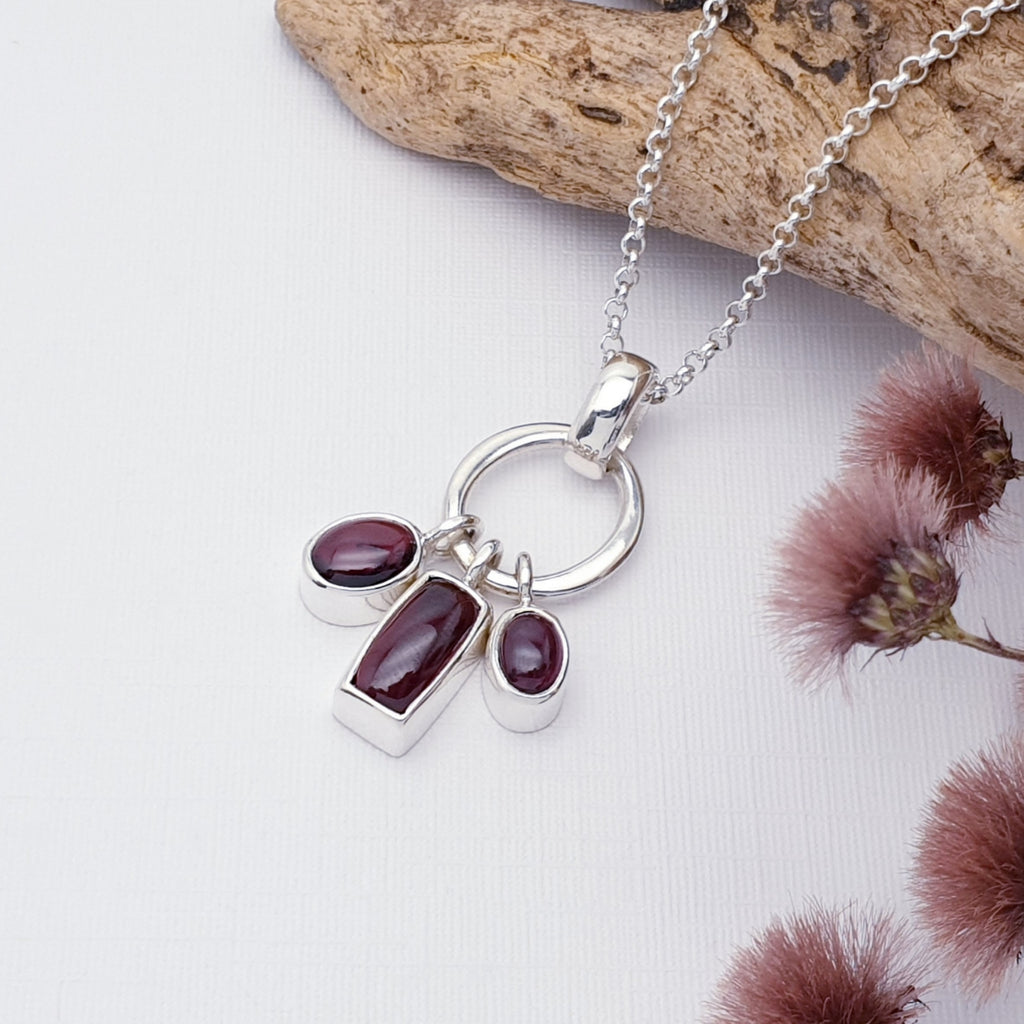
[311, 518, 417, 588]
[499, 612, 565, 695]
[354, 579, 481, 715]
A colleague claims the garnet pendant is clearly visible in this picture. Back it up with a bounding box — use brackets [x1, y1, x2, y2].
[301, 513, 423, 626]
[334, 570, 492, 756]
[302, 416, 647, 753]
[482, 551, 569, 734]
[484, 606, 568, 733]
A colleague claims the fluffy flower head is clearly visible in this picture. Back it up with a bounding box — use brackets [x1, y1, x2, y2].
[912, 734, 1024, 1000]
[845, 345, 1021, 534]
[704, 905, 927, 1024]
[768, 462, 957, 687]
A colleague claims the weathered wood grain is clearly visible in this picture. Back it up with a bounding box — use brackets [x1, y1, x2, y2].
[276, 0, 1024, 390]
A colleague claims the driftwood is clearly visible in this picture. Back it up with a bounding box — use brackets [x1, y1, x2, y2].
[276, 0, 1024, 391]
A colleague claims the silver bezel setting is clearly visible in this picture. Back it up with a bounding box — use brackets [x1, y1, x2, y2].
[333, 570, 492, 756]
[483, 606, 568, 733]
[300, 512, 423, 626]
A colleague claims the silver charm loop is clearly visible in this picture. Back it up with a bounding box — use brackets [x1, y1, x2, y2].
[515, 551, 534, 606]
[422, 514, 481, 554]
[565, 352, 658, 480]
[464, 539, 503, 590]
[443, 422, 644, 599]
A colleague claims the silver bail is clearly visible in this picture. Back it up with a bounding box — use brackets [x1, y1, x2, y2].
[564, 352, 658, 480]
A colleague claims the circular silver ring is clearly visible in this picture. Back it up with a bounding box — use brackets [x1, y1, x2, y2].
[443, 422, 644, 599]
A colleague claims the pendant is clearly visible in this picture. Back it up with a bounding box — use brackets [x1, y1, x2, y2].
[301, 513, 424, 626]
[300, 353, 653, 755]
[483, 553, 568, 733]
[300, 512, 483, 626]
[333, 543, 500, 757]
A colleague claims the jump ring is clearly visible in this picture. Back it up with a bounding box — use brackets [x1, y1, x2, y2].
[443, 424, 644, 599]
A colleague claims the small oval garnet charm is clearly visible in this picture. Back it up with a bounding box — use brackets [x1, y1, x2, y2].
[300, 513, 422, 626]
[484, 553, 568, 733]
[498, 612, 565, 694]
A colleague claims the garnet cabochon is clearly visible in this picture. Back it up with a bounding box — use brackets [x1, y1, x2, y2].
[301, 515, 425, 627]
[498, 611, 565, 694]
[353, 578, 483, 715]
[483, 607, 568, 734]
[334, 572, 492, 756]
[310, 517, 419, 589]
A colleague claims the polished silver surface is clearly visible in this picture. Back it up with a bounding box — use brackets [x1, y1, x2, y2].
[332, 570, 492, 757]
[443, 423, 644, 599]
[463, 538, 504, 590]
[565, 352, 657, 479]
[300, 512, 423, 627]
[483, 553, 568, 734]
[422, 513, 481, 554]
[515, 549, 533, 605]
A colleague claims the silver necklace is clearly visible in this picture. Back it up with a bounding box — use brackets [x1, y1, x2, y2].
[299, 0, 1019, 757]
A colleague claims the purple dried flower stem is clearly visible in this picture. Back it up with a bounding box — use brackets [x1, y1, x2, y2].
[936, 618, 1024, 663]
[768, 460, 1024, 686]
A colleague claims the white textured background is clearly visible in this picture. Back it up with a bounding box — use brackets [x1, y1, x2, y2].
[2, 1, 1023, 1021]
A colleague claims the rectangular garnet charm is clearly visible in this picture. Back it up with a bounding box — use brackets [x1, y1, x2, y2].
[333, 571, 491, 756]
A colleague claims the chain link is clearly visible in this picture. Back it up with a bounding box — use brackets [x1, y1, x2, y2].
[598, 0, 1021, 402]
[599, 0, 730, 361]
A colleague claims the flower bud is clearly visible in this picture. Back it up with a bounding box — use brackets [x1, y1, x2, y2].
[769, 462, 953, 687]
[849, 540, 959, 651]
[845, 346, 1022, 534]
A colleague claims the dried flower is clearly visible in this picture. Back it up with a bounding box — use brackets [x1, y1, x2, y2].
[912, 734, 1024, 1000]
[768, 462, 957, 687]
[703, 905, 927, 1024]
[844, 345, 1023, 535]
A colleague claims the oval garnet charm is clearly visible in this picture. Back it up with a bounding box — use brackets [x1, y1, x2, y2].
[300, 513, 422, 626]
[499, 612, 565, 694]
[312, 518, 417, 588]
[484, 606, 568, 733]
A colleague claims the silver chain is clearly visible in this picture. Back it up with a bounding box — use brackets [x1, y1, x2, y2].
[600, 0, 729, 364]
[599, 0, 1021, 404]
